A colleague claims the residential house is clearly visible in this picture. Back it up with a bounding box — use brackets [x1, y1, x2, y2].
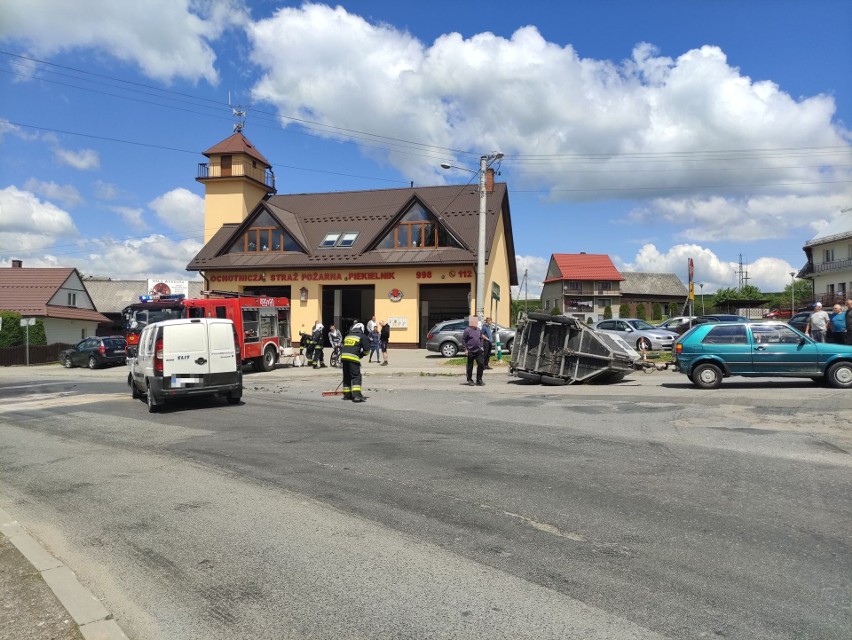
[0, 261, 110, 343]
[799, 211, 852, 306]
[540, 253, 623, 321]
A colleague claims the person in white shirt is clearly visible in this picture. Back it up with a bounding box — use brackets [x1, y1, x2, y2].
[367, 315, 377, 333]
[805, 302, 830, 342]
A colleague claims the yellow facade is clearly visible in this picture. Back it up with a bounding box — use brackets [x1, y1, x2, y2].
[200, 163, 270, 242]
[203, 264, 503, 346]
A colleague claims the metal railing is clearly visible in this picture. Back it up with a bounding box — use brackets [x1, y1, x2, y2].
[197, 163, 275, 191]
[814, 257, 852, 273]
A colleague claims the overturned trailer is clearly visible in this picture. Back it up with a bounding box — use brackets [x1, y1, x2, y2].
[509, 313, 639, 385]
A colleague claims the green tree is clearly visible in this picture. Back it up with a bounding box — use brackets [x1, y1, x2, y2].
[619, 303, 630, 318]
[29, 319, 47, 346]
[652, 303, 662, 321]
[0, 311, 24, 348]
[550, 305, 561, 316]
[635, 303, 647, 320]
[668, 302, 678, 317]
[603, 305, 612, 319]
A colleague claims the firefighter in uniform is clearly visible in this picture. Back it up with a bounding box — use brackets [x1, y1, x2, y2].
[311, 321, 326, 368]
[340, 322, 371, 402]
[299, 329, 314, 365]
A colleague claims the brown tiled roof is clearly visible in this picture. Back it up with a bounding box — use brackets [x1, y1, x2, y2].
[187, 183, 518, 284]
[202, 132, 270, 167]
[0, 267, 110, 323]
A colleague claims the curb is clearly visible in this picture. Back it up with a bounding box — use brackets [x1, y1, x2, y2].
[0, 507, 129, 640]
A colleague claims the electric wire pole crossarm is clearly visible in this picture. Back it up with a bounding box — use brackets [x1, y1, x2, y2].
[441, 152, 504, 323]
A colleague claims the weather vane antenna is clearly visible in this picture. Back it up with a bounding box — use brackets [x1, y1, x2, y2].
[228, 91, 247, 133]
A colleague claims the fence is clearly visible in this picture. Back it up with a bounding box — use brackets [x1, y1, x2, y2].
[0, 343, 73, 367]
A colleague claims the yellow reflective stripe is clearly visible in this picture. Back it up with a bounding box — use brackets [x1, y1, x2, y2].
[351, 386, 361, 392]
[342, 387, 351, 392]
[340, 354, 360, 361]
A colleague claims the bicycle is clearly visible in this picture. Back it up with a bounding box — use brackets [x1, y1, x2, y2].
[329, 344, 342, 367]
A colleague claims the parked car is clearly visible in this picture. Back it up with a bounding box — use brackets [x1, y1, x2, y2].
[60, 336, 127, 369]
[425, 318, 515, 358]
[674, 314, 750, 335]
[656, 316, 696, 330]
[592, 318, 679, 351]
[763, 308, 792, 319]
[674, 321, 852, 389]
[788, 311, 810, 333]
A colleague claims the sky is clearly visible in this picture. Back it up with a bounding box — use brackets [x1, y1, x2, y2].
[1, 0, 850, 299]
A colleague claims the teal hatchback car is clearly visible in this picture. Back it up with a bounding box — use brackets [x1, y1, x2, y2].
[674, 322, 852, 389]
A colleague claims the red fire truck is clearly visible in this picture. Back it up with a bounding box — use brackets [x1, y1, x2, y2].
[122, 294, 291, 371]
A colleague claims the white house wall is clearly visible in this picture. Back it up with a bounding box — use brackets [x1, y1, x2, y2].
[42, 318, 96, 345]
[48, 271, 96, 310]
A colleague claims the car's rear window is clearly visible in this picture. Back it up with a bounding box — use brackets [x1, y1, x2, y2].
[103, 338, 126, 349]
[702, 325, 748, 344]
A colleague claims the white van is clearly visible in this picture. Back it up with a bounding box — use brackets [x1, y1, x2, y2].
[127, 317, 243, 412]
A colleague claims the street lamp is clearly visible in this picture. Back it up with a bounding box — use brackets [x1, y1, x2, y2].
[441, 152, 504, 322]
[789, 271, 796, 312]
[698, 283, 705, 314]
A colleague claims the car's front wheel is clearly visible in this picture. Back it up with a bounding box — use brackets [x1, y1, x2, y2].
[692, 363, 723, 389]
[826, 361, 852, 389]
[62, 355, 73, 368]
[440, 341, 458, 358]
[504, 338, 514, 354]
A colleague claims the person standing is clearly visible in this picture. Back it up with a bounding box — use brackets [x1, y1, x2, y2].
[462, 315, 485, 386]
[846, 299, 852, 345]
[481, 316, 494, 369]
[368, 326, 380, 363]
[367, 315, 377, 334]
[829, 304, 846, 345]
[380, 321, 390, 366]
[311, 321, 326, 368]
[340, 322, 371, 402]
[805, 302, 830, 342]
[328, 324, 342, 366]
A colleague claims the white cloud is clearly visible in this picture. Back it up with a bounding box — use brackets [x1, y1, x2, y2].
[0, 118, 41, 141]
[246, 7, 851, 199]
[93, 180, 120, 201]
[0, 185, 77, 253]
[148, 188, 205, 235]
[0, 0, 248, 84]
[23, 178, 83, 208]
[514, 254, 549, 298]
[111, 206, 146, 231]
[70, 235, 204, 280]
[54, 146, 100, 170]
[619, 243, 798, 292]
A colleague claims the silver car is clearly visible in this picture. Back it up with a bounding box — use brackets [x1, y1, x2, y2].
[593, 318, 679, 351]
[425, 318, 515, 358]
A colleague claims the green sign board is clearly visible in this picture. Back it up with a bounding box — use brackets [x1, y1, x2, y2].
[491, 281, 500, 301]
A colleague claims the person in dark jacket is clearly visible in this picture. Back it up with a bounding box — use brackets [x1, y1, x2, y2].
[340, 322, 371, 402]
[462, 316, 485, 386]
[379, 321, 390, 366]
[846, 299, 852, 345]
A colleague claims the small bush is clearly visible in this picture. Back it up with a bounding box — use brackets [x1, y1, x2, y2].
[619, 303, 630, 318]
[603, 305, 612, 319]
[636, 303, 647, 320]
[652, 303, 662, 321]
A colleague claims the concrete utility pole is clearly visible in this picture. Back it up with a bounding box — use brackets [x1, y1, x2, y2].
[476, 154, 488, 323]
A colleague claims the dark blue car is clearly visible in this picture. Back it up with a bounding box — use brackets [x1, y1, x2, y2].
[674, 322, 852, 389]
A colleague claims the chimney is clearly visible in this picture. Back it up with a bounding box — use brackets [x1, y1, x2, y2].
[11, 259, 22, 268]
[485, 168, 495, 193]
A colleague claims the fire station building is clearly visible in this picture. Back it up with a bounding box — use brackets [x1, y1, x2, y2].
[188, 133, 518, 347]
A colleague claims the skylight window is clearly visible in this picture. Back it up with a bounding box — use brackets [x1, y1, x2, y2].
[319, 232, 358, 248]
[337, 232, 358, 247]
[320, 233, 340, 248]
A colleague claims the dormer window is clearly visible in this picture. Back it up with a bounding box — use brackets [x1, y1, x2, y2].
[320, 233, 340, 248]
[378, 203, 461, 250]
[227, 211, 301, 253]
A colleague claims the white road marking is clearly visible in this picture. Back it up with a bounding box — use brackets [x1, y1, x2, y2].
[0, 393, 126, 414]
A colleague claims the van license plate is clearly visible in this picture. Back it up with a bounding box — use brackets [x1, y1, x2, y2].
[171, 376, 201, 388]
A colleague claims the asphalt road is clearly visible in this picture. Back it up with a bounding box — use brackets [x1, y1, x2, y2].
[1, 363, 850, 639]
